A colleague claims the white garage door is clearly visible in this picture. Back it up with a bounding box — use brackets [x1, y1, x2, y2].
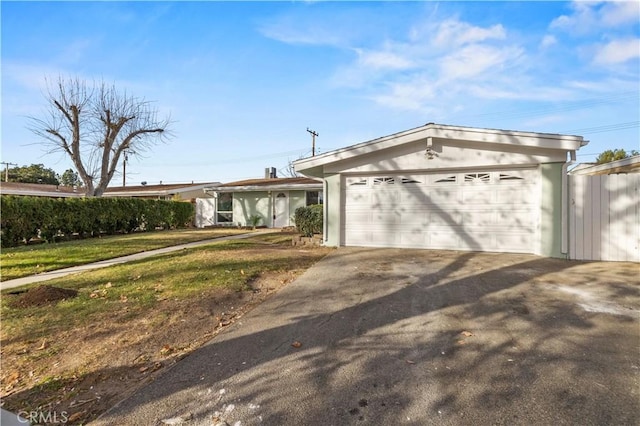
[343, 169, 540, 253]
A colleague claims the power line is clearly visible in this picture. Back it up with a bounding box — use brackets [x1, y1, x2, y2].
[451, 91, 639, 122]
[559, 121, 640, 135]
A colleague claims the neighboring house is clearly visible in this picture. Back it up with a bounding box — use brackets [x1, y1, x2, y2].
[294, 122, 587, 258]
[198, 174, 323, 228]
[569, 155, 640, 176]
[0, 182, 219, 201]
[104, 182, 219, 201]
[0, 182, 82, 197]
[567, 155, 639, 262]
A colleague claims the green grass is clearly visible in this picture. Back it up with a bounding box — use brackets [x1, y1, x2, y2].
[0, 228, 250, 281]
[0, 233, 330, 343]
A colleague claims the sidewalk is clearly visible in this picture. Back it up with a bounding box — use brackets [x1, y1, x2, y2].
[1, 232, 264, 291]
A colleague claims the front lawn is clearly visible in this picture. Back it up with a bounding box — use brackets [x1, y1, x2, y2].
[0, 228, 248, 281]
[0, 232, 331, 424]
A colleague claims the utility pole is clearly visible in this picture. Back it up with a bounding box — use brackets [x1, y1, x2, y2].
[306, 128, 319, 156]
[122, 152, 128, 187]
[1, 162, 17, 182]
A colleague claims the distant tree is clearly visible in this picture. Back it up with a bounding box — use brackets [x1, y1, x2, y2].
[8, 164, 60, 185]
[28, 76, 172, 197]
[59, 168, 82, 187]
[595, 149, 639, 164]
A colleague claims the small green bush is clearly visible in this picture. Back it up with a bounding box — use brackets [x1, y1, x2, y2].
[294, 204, 323, 237]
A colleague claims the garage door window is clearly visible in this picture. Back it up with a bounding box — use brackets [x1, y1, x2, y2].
[499, 173, 524, 181]
[464, 173, 491, 183]
[373, 177, 395, 185]
[435, 175, 456, 183]
[349, 178, 368, 186]
[401, 178, 422, 184]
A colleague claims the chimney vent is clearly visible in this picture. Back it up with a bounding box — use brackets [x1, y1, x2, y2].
[265, 167, 277, 179]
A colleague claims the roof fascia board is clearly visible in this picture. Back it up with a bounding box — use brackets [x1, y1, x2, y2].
[105, 183, 218, 195]
[206, 184, 323, 193]
[295, 123, 585, 171]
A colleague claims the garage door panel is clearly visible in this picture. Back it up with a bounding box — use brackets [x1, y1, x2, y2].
[499, 210, 534, 227]
[345, 191, 371, 206]
[428, 230, 460, 249]
[400, 230, 428, 246]
[426, 210, 462, 226]
[495, 233, 534, 252]
[344, 169, 539, 254]
[496, 187, 535, 204]
[462, 189, 495, 204]
[460, 210, 495, 227]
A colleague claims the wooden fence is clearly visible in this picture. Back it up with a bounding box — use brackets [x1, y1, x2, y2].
[568, 173, 639, 262]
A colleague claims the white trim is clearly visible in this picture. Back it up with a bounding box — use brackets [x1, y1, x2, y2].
[295, 123, 586, 172]
[207, 183, 322, 193]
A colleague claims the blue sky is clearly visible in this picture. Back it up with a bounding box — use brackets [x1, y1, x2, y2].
[2, 1, 639, 186]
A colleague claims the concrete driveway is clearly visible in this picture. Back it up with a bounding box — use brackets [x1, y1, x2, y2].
[93, 248, 640, 426]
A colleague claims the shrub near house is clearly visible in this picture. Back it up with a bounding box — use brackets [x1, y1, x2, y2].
[294, 204, 323, 237]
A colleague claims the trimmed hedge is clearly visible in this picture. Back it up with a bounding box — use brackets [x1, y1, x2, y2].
[294, 204, 323, 238]
[0, 195, 195, 247]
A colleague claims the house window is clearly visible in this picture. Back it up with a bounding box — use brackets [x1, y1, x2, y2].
[306, 191, 323, 206]
[217, 193, 233, 223]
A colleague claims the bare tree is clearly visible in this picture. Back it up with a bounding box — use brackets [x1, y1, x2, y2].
[29, 77, 172, 196]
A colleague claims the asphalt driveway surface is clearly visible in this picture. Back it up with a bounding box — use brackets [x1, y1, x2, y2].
[94, 248, 640, 426]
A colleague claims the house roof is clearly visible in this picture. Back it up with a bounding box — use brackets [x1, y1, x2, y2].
[294, 122, 587, 174]
[0, 181, 220, 198]
[0, 182, 82, 197]
[569, 155, 640, 176]
[205, 177, 322, 193]
[104, 182, 220, 197]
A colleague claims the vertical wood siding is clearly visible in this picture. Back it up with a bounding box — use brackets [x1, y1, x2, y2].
[569, 174, 640, 262]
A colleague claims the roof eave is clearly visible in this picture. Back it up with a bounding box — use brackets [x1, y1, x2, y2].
[294, 123, 585, 172]
[205, 183, 323, 193]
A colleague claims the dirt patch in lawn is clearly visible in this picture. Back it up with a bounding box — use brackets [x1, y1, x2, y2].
[8, 285, 79, 308]
[1, 245, 331, 424]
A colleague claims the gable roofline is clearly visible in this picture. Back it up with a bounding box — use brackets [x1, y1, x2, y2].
[294, 122, 587, 172]
[570, 155, 640, 176]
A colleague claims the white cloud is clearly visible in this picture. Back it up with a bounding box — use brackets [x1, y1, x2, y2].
[432, 19, 506, 48]
[550, 1, 639, 34]
[439, 44, 524, 81]
[600, 1, 640, 26]
[356, 48, 414, 70]
[593, 38, 640, 64]
[540, 35, 557, 49]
